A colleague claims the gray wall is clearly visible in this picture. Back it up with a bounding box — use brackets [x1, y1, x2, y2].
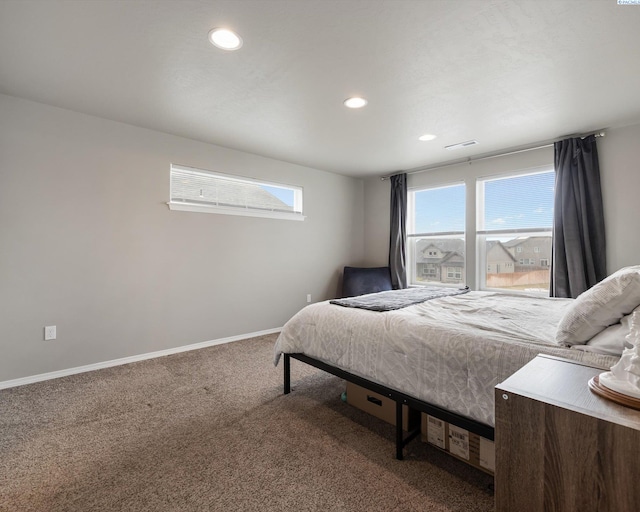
[363, 122, 640, 283]
[0, 94, 364, 382]
[363, 176, 390, 267]
[598, 123, 640, 273]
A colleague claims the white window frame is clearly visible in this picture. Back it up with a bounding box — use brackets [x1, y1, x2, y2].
[476, 167, 554, 294]
[407, 181, 466, 287]
[168, 164, 305, 221]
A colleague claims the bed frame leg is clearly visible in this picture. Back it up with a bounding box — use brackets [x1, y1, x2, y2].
[284, 354, 291, 394]
[395, 401, 404, 460]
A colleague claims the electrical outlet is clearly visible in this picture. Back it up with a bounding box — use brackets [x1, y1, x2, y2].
[306, 294, 312, 303]
[44, 325, 56, 341]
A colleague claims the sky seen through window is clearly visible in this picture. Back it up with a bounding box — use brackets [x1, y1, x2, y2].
[413, 171, 554, 233]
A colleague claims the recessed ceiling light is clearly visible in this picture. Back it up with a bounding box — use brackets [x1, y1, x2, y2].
[344, 97, 368, 109]
[418, 134, 437, 141]
[208, 28, 243, 50]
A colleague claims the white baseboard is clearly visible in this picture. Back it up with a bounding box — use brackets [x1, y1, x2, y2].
[0, 328, 282, 390]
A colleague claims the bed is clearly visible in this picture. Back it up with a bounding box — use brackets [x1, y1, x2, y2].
[274, 266, 640, 459]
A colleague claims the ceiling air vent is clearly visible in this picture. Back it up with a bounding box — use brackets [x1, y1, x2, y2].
[445, 140, 479, 150]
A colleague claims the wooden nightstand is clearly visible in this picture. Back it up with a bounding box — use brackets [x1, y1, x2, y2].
[495, 354, 640, 512]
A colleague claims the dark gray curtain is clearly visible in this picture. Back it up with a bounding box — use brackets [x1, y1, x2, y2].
[551, 135, 606, 298]
[389, 173, 407, 289]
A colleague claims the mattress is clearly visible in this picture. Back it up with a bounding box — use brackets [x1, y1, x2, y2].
[274, 291, 620, 427]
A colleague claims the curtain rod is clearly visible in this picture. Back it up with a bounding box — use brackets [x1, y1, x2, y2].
[380, 131, 606, 181]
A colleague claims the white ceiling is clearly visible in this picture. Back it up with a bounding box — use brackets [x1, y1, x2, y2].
[1, 0, 639, 178]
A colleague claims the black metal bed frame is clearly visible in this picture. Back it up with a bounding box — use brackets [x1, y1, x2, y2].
[283, 352, 495, 460]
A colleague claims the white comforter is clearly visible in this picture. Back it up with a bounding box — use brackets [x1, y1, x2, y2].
[274, 291, 620, 426]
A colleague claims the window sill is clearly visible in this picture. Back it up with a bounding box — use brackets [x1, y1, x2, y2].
[480, 286, 549, 297]
[409, 283, 467, 289]
[167, 202, 306, 221]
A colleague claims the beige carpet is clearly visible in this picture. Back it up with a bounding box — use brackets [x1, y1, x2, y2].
[0, 334, 494, 511]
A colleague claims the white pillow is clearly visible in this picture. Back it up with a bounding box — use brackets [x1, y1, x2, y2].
[556, 265, 640, 345]
[571, 307, 638, 357]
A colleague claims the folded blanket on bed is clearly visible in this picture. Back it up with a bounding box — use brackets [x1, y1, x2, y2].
[330, 286, 470, 311]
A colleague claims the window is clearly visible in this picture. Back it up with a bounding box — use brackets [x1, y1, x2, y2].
[168, 164, 304, 221]
[407, 183, 465, 286]
[447, 267, 462, 280]
[477, 169, 554, 294]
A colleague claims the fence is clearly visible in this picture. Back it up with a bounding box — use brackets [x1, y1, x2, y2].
[486, 270, 550, 290]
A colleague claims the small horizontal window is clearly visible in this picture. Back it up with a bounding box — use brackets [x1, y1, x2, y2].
[168, 164, 304, 221]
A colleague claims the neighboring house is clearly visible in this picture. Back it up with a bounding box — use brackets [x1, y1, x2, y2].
[486, 240, 517, 274]
[171, 173, 291, 212]
[415, 239, 465, 284]
[502, 236, 552, 272]
[414, 236, 551, 290]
